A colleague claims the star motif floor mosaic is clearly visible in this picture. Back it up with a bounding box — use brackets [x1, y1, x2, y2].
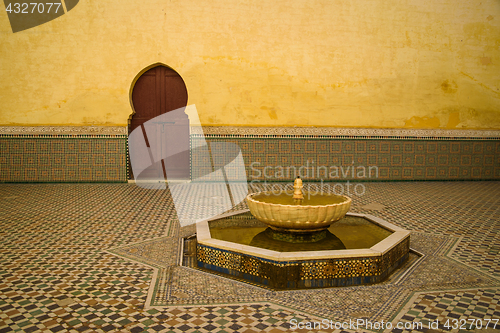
[1, 181, 500, 333]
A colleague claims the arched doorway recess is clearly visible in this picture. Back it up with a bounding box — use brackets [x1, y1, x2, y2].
[129, 65, 190, 180]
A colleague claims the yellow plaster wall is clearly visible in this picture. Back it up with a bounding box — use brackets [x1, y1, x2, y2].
[1, 0, 499, 129]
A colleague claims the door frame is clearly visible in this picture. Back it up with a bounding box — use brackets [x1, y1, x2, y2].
[127, 63, 190, 181]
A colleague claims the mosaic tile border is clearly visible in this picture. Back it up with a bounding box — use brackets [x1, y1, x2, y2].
[0, 126, 128, 135]
[388, 286, 500, 333]
[194, 126, 500, 140]
[3, 125, 499, 138]
[444, 236, 500, 281]
[0, 134, 127, 139]
[194, 137, 500, 181]
[0, 136, 128, 182]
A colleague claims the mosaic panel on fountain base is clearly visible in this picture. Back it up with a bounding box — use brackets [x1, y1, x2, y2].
[196, 211, 410, 290]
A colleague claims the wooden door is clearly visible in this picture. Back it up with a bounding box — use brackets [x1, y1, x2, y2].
[129, 66, 189, 180]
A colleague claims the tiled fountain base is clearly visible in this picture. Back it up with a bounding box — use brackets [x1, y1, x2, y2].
[195, 211, 410, 290]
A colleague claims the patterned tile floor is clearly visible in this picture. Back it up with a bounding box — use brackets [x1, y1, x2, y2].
[1, 181, 500, 333]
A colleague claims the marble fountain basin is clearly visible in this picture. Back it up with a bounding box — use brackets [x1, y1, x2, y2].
[246, 191, 352, 233]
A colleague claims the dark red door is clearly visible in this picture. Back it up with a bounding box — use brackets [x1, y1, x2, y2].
[129, 66, 190, 180]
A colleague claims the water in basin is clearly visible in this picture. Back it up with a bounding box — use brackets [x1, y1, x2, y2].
[209, 213, 392, 252]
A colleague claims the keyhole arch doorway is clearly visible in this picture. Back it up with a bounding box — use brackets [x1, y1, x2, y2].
[128, 64, 190, 181]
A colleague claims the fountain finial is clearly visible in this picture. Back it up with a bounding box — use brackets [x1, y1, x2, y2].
[292, 176, 304, 200]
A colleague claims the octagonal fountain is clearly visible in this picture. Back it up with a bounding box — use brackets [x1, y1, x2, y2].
[193, 177, 410, 290]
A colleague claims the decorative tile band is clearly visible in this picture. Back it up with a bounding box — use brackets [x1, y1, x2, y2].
[3, 125, 498, 138]
[194, 126, 500, 140]
[0, 126, 128, 135]
[1, 126, 499, 182]
[196, 236, 409, 290]
[0, 137, 127, 183]
[194, 137, 500, 181]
